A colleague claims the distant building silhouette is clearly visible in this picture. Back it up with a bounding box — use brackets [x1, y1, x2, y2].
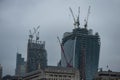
[2, 75, 22, 80]
[2, 75, 12, 80]
[0, 64, 2, 80]
[15, 52, 26, 76]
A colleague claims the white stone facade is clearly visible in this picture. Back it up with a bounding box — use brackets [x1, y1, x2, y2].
[23, 66, 80, 80]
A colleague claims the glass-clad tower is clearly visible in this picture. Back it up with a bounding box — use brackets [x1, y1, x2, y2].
[61, 27, 100, 80]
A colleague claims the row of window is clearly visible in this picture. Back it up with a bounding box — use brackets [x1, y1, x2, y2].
[49, 74, 72, 78]
[44, 78, 71, 80]
[39, 78, 71, 80]
[99, 74, 120, 77]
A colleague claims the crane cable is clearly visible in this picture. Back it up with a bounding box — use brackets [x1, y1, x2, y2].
[57, 37, 72, 67]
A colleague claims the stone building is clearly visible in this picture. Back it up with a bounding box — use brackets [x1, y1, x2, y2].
[23, 66, 80, 80]
[94, 70, 120, 80]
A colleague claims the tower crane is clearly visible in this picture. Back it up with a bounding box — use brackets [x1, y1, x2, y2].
[29, 25, 40, 41]
[36, 32, 39, 41]
[57, 36, 72, 67]
[77, 7, 80, 27]
[84, 6, 91, 29]
[69, 7, 80, 28]
[29, 30, 33, 40]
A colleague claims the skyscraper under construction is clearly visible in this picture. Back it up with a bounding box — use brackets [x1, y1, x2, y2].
[26, 26, 47, 73]
[60, 7, 100, 80]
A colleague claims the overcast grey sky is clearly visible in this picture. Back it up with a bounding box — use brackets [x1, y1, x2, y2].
[0, 0, 120, 76]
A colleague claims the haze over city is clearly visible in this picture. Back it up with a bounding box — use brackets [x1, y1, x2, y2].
[0, 0, 120, 76]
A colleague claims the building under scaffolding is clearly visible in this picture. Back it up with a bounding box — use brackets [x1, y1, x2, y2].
[26, 26, 47, 73]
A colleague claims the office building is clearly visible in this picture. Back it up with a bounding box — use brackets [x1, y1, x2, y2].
[26, 27, 47, 73]
[15, 53, 26, 76]
[23, 66, 80, 80]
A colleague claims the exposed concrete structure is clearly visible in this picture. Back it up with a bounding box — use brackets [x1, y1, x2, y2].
[23, 66, 80, 80]
[26, 27, 47, 73]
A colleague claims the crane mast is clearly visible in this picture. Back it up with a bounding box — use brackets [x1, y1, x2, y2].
[29, 25, 40, 42]
[69, 7, 80, 28]
[84, 6, 91, 29]
[80, 48, 86, 80]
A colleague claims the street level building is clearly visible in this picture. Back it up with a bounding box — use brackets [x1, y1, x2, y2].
[2, 75, 22, 80]
[26, 27, 47, 73]
[23, 66, 80, 80]
[15, 53, 26, 76]
[94, 70, 120, 80]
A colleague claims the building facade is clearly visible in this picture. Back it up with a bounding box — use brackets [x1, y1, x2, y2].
[23, 66, 80, 80]
[15, 53, 26, 76]
[0, 64, 2, 80]
[94, 70, 120, 80]
[2, 75, 22, 80]
[61, 27, 100, 80]
[26, 38, 47, 73]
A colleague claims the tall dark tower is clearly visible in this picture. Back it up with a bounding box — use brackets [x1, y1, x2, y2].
[15, 52, 26, 76]
[26, 26, 47, 73]
[0, 64, 2, 80]
[60, 7, 100, 80]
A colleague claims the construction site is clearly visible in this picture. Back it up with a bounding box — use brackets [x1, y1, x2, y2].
[21, 7, 100, 80]
[57, 7, 100, 80]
